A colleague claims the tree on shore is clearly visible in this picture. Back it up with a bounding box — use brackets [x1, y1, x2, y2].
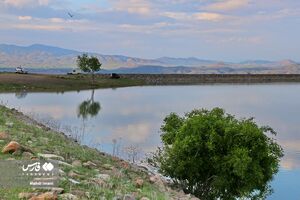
[77, 53, 102, 85]
[152, 108, 283, 200]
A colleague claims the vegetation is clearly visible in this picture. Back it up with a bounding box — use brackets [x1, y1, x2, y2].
[0, 105, 172, 199]
[153, 108, 283, 200]
[0, 73, 144, 93]
[77, 54, 102, 84]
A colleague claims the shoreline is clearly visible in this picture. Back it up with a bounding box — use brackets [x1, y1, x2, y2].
[0, 105, 198, 199]
[1, 73, 300, 93]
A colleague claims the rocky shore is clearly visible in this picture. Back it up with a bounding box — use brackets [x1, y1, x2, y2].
[0, 105, 199, 200]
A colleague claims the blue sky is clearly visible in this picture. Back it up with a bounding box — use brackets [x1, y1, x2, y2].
[0, 0, 300, 61]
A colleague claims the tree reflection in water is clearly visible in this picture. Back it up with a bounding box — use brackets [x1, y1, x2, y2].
[76, 90, 101, 143]
[77, 90, 101, 119]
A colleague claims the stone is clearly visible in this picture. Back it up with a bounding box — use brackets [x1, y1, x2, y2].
[71, 160, 82, 167]
[29, 192, 58, 200]
[102, 163, 113, 170]
[59, 193, 79, 200]
[68, 178, 80, 184]
[38, 153, 65, 161]
[90, 178, 107, 187]
[2, 141, 21, 154]
[18, 192, 35, 199]
[68, 170, 81, 178]
[95, 173, 111, 181]
[123, 194, 136, 200]
[59, 169, 66, 176]
[0, 132, 8, 140]
[83, 161, 97, 168]
[135, 178, 144, 188]
[58, 161, 73, 168]
[22, 151, 34, 159]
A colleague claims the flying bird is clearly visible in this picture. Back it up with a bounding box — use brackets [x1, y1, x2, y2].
[68, 12, 74, 18]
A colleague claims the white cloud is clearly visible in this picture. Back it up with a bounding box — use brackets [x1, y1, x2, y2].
[3, 0, 50, 7]
[18, 16, 32, 20]
[205, 0, 250, 11]
[112, 0, 152, 15]
[193, 12, 226, 22]
[163, 11, 228, 22]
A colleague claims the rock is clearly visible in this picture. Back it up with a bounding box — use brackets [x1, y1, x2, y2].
[102, 163, 113, 170]
[2, 141, 21, 154]
[123, 194, 136, 200]
[95, 173, 111, 181]
[68, 178, 80, 184]
[59, 169, 66, 176]
[38, 153, 65, 161]
[135, 178, 144, 188]
[29, 192, 58, 200]
[0, 132, 8, 140]
[83, 161, 97, 168]
[59, 193, 78, 200]
[89, 178, 107, 187]
[51, 187, 64, 194]
[58, 161, 73, 168]
[18, 192, 35, 199]
[71, 160, 82, 167]
[140, 198, 150, 200]
[70, 190, 86, 198]
[68, 170, 81, 178]
[22, 151, 34, 159]
[149, 175, 157, 183]
[121, 161, 130, 169]
[149, 175, 165, 188]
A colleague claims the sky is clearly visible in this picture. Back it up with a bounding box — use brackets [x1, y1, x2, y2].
[0, 0, 300, 61]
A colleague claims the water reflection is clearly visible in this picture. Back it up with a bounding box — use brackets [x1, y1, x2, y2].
[15, 91, 28, 99]
[77, 90, 101, 119]
[1, 85, 300, 199]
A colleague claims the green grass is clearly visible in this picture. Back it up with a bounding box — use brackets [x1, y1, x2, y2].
[0, 105, 169, 199]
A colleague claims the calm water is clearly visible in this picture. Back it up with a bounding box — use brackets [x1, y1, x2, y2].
[1, 84, 300, 199]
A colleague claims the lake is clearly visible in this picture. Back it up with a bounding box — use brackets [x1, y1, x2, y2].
[0, 84, 299, 199]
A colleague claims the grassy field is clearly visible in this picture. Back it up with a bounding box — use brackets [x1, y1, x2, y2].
[0, 105, 187, 199]
[0, 73, 145, 92]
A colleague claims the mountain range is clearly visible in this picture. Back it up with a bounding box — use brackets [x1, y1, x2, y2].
[0, 44, 299, 74]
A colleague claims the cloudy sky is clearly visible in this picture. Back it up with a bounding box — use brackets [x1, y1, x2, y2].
[0, 0, 299, 61]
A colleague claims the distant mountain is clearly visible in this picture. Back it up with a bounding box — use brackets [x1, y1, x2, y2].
[0, 44, 299, 74]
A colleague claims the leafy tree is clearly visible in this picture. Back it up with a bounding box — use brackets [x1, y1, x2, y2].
[153, 108, 283, 200]
[77, 53, 102, 84]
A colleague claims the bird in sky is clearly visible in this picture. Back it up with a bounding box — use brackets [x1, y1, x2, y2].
[68, 12, 74, 18]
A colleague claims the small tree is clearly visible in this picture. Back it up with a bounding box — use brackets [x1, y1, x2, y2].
[153, 108, 283, 200]
[77, 53, 102, 84]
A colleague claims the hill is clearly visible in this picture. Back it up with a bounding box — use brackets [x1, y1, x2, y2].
[0, 44, 299, 74]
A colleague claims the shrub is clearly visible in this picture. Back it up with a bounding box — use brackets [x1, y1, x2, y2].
[154, 108, 283, 200]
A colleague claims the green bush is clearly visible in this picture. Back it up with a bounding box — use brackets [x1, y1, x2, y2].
[154, 108, 283, 200]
